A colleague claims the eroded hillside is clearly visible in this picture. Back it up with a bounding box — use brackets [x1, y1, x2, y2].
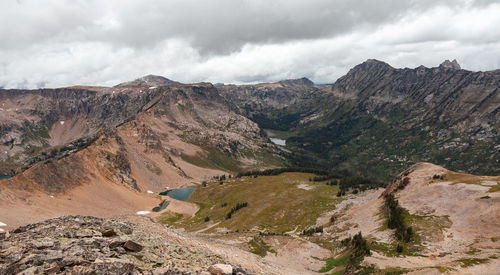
[0, 79, 282, 229]
[0, 76, 281, 175]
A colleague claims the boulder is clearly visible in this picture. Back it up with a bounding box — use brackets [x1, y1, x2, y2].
[208, 264, 233, 275]
[101, 229, 117, 237]
[123, 240, 143, 252]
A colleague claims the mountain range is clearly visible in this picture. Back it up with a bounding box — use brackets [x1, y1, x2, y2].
[0, 59, 499, 274]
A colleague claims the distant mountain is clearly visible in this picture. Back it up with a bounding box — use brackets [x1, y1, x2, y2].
[115, 75, 181, 87]
[221, 59, 500, 180]
[278, 77, 315, 87]
[217, 77, 318, 109]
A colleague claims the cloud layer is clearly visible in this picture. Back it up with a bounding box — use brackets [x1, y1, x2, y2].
[1, 0, 500, 88]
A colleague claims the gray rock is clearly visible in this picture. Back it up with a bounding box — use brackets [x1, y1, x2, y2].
[101, 228, 117, 237]
[123, 240, 143, 252]
[207, 264, 233, 275]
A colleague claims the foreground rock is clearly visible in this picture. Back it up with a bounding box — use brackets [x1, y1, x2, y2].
[0, 215, 248, 274]
[207, 264, 233, 275]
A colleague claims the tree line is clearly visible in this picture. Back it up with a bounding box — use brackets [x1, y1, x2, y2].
[325, 176, 385, 196]
[236, 167, 332, 178]
[384, 194, 413, 243]
[225, 202, 248, 219]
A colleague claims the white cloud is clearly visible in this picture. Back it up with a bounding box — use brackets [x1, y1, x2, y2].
[0, 0, 499, 88]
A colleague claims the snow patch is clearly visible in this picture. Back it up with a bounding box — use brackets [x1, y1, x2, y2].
[0, 221, 7, 226]
[59, 121, 65, 125]
[147, 190, 154, 194]
[136, 211, 151, 215]
[149, 86, 157, 90]
[0, 228, 4, 232]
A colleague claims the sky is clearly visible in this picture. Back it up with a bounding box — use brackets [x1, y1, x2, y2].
[1, 0, 500, 88]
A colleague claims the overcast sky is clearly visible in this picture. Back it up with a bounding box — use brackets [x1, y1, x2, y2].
[1, 0, 500, 88]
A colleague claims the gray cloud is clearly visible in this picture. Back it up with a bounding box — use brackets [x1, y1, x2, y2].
[0, 0, 499, 88]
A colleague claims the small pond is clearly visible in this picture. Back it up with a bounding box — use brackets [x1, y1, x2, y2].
[270, 138, 286, 146]
[0, 175, 11, 181]
[159, 187, 195, 201]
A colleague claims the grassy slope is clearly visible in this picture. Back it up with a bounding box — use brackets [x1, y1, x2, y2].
[161, 172, 342, 233]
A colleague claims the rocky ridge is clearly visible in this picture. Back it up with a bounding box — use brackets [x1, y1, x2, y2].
[0, 78, 279, 176]
[0, 215, 249, 274]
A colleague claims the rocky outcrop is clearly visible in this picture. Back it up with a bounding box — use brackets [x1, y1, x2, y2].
[439, 59, 461, 70]
[0, 215, 249, 274]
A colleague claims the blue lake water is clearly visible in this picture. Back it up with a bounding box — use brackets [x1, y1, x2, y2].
[159, 187, 195, 201]
[0, 175, 11, 181]
[270, 138, 286, 146]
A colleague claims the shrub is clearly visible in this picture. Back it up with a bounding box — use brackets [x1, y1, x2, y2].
[397, 177, 410, 190]
[301, 226, 323, 236]
[341, 232, 371, 270]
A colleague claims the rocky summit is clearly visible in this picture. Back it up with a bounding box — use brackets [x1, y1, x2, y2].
[0, 215, 248, 275]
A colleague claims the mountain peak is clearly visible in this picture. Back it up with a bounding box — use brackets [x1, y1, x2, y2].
[345, 59, 393, 76]
[278, 77, 314, 87]
[115, 75, 181, 87]
[439, 59, 461, 70]
[364, 59, 389, 65]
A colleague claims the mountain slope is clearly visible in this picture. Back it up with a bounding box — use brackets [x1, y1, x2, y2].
[318, 162, 500, 273]
[0, 77, 281, 175]
[221, 60, 500, 180]
[0, 80, 282, 229]
[0, 84, 158, 174]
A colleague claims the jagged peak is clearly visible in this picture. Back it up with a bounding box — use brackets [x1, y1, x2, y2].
[278, 77, 314, 87]
[439, 59, 461, 70]
[115, 75, 181, 87]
